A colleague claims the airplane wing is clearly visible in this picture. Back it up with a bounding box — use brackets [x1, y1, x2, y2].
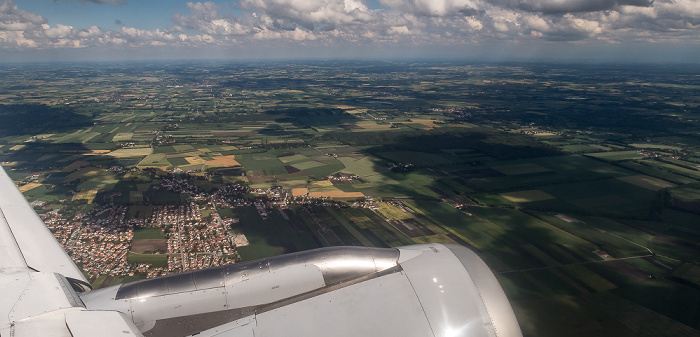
[0, 165, 144, 337]
[1, 163, 522, 337]
[0, 165, 89, 289]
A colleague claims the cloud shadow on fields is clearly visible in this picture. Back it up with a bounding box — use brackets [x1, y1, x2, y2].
[0, 104, 95, 137]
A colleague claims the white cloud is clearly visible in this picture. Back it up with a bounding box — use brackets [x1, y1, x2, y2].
[240, 0, 373, 29]
[0, 0, 46, 29]
[656, 0, 700, 23]
[186, 1, 219, 18]
[42, 24, 73, 39]
[0, 30, 37, 47]
[118, 26, 177, 45]
[380, 0, 481, 17]
[387, 25, 411, 35]
[523, 15, 550, 33]
[253, 26, 319, 40]
[174, 2, 251, 36]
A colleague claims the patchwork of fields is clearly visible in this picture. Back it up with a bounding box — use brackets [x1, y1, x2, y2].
[1, 62, 699, 337]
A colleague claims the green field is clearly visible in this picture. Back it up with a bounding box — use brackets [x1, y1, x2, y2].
[139, 153, 169, 166]
[133, 227, 167, 240]
[127, 253, 168, 268]
[235, 206, 318, 260]
[587, 151, 648, 161]
[375, 151, 459, 166]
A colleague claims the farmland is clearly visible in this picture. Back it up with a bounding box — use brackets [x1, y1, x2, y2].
[1, 61, 700, 336]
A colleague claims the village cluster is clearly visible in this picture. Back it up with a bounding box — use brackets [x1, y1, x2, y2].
[44, 189, 246, 279]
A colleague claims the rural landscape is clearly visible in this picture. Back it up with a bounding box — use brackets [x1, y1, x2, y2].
[1, 60, 699, 336]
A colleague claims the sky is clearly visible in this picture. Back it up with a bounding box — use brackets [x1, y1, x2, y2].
[0, 0, 699, 63]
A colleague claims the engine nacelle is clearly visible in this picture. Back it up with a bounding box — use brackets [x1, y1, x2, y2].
[81, 244, 522, 337]
[80, 246, 400, 335]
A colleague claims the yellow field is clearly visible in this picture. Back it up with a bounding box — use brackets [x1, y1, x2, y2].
[310, 180, 334, 188]
[308, 191, 364, 198]
[112, 133, 134, 141]
[72, 189, 98, 203]
[10, 145, 25, 151]
[173, 145, 195, 151]
[352, 121, 394, 131]
[185, 156, 207, 165]
[335, 105, 355, 110]
[492, 163, 551, 175]
[501, 190, 556, 203]
[90, 150, 111, 154]
[106, 148, 154, 158]
[349, 109, 369, 114]
[533, 133, 557, 137]
[279, 154, 308, 163]
[617, 175, 676, 191]
[122, 172, 137, 180]
[276, 180, 308, 190]
[374, 202, 412, 220]
[411, 119, 440, 128]
[204, 155, 241, 167]
[630, 143, 682, 151]
[292, 188, 309, 197]
[19, 183, 42, 192]
[270, 139, 305, 144]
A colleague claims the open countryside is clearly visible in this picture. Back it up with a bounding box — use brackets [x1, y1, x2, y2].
[1, 61, 700, 337]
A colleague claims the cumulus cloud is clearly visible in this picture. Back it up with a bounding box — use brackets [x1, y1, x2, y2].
[380, 0, 481, 17]
[0, 0, 46, 31]
[240, 0, 373, 30]
[173, 2, 251, 35]
[541, 14, 602, 40]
